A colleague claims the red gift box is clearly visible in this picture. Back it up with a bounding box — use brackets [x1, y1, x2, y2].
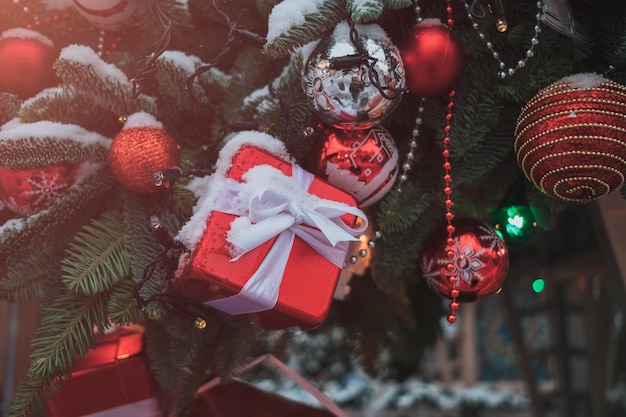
[188, 354, 349, 417]
[174, 135, 367, 329]
[44, 327, 161, 417]
[188, 379, 337, 417]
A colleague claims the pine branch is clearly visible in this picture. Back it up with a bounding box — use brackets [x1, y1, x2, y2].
[122, 193, 170, 319]
[155, 54, 210, 114]
[60, 210, 130, 296]
[0, 166, 115, 269]
[6, 289, 110, 417]
[379, 183, 436, 234]
[16, 88, 120, 135]
[6, 379, 46, 417]
[107, 277, 143, 325]
[244, 52, 318, 147]
[0, 92, 21, 124]
[145, 320, 180, 388]
[348, 0, 384, 23]
[152, 55, 230, 148]
[263, 0, 345, 57]
[0, 249, 51, 303]
[0, 137, 109, 170]
[18, 88, 81, 124]
[382, 0, 412, 9]
[53, 52, 157, 117]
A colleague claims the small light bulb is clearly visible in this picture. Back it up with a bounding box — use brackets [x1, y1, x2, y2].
[496, 18, 508, 32]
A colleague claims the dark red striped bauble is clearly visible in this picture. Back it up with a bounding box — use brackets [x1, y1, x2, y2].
[514, 73, 626, 202]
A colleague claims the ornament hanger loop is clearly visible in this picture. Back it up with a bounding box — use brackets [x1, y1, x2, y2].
[345, 16, 408, 100]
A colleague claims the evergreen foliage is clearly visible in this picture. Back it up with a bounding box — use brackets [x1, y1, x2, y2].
[0, 0, 622, 415]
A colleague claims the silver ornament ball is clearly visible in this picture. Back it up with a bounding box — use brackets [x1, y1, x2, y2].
[303, 22, 405, 129]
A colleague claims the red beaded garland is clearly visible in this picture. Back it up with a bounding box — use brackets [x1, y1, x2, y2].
[421, 218, 510, 304]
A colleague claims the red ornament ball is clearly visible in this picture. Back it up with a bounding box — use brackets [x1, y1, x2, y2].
[72, 0, 140, 32]
[0, 29, 57, 99]
[400, 22, 465, 98]
[421, 218, 509, 302]
[0, 164, 78, 216]
[109, 126, 180, 194]
[312, 125, 399, 207]
[515, 73, 626, 202]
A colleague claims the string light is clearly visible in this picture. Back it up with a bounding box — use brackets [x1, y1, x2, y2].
[463, 0, 544, 79]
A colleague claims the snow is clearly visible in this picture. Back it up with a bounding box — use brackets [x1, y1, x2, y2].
[299, 41, 319, 65]
[350, 0, 379, 8]
[0, 120, 111, 148]
[558, 72, 605, 89]
[0, 217, 33, 237]
[242, 63, 289, 108]
[59, 44, 130, 84]
[215, 131, 292, 179]
[122, 112, 163, 130]
[74, 162, 105, 184]
[22, 87, 66, 107]
[243, 85, 270, 107]
[1, 118, 22, 131]
[176, 173, 219, 250]
[159, 50, 202, 75]
[252, 372, 529, 413]
[176, 131, 292, 250]
[0, 28, 54, 47]
[267, 0, 326, 41]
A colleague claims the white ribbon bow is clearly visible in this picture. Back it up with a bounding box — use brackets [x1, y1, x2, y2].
[206, 164, 368, 315]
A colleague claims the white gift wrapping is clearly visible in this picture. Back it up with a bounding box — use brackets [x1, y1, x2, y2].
[204, 164, 368, 315]
[82, 397, 161, 417]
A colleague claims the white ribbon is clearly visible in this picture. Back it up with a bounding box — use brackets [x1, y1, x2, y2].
[206, 164, 367, 315]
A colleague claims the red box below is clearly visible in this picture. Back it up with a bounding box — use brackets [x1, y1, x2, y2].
[44, 329, 160, 417]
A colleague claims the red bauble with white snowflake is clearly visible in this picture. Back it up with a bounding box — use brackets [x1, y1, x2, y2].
[72, 0, 140, 32]
[0, 29, 58, 99]
[0, 164, 78, 216]
[400, 20, 465, 98]
[421, 218, 509, 302]
[312, 124, 398, 207]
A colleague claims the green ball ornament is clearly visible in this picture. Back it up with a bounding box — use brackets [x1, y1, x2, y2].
[491, 205, 537, 247]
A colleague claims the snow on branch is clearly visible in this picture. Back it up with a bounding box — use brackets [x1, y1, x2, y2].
[264, 0, 344, 57]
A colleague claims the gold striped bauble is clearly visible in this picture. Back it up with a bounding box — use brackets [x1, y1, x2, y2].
[514, 73, 626, 202]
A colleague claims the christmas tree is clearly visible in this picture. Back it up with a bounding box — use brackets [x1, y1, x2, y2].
[0, 0, 625, 416]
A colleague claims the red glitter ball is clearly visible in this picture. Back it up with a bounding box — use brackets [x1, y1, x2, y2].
[109, 127, 180, 194]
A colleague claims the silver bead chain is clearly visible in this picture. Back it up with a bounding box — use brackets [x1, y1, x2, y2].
[396, 97, 425, 193]
[462, 0, 544, 79]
